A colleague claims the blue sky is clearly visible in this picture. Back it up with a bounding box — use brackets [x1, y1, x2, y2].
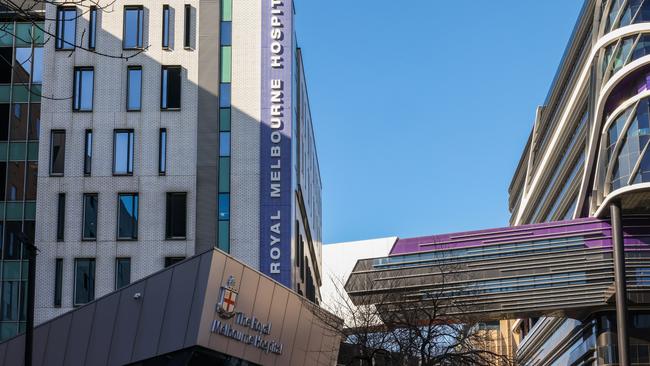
[294, 0, 585, 244]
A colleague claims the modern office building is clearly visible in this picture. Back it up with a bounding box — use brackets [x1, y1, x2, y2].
[0, 8, 43, 340]
[345, 0, 650, 364]
[13, 0, 323, 336]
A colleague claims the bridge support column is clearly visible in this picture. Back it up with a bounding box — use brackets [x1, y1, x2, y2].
[611, 201, 629, 366]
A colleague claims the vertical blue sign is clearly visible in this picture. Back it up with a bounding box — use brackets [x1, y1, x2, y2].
[261, 0, 293, 287]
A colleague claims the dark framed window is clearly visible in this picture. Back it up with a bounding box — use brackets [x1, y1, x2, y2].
[127, 66, 142, 111]
[161, 66, 181, 110]
[220, 21, 231, 46]
[82, 193, 98, 240]
[73, 67, 94, 111]
[123, 6, 144, 49]
[74, 258, 95, 306]
[113, 130, 134, 175]
[50, 130, 65, 176]
[184, 4, 191, 48]
[115, 258, 131, 290]
[162, 5, 171, 49]
[84, 129, 92, 175]
[57, 193, 65, 241]
[56, 7, 77, 50]
[117, 193, 138, 240]
[54, 258, 63, 307]
[164, 257, 185, 267]
[166, 192, 187, 239]
[218, 193, 229, 220]
[219, 131, 230, 156]
[88, 6, 97, 49]
[159, 128, 167, 175]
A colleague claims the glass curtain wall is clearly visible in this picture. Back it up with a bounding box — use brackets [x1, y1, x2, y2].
[218, 0, 232, 252]
[0, 21, 43, 341]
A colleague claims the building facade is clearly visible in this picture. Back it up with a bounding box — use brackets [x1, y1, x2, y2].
[19, 0, 323, 336]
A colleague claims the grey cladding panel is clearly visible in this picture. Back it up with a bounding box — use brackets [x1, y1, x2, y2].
[132, 270, 173, 361]
[158, 258, 200, 354]
[86, 292, 121, 366]
[0, 341, 6, 366]
[184, 250, 213, 348]
[32, 322, 50, 366]
[43, 313, 72, 366]
[107, 282, 147, 366]
[64, 303, 96, 366]
[4, 336, 24, 366]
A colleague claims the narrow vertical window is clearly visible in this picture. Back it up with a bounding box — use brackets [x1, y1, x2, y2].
[113, 130, 134, 175]
[123, 6, 144, 49]
[219, 132, 230, 156]
[127, 66, 142, 111]
[218, 193, 230, 220]
[117, 193, 138, 240]
[54, 258, 63, 307]
[161, 66, 181, 109]
[162, 5, 171, 48]
[88, 6, 97, 49]
[159, 128, 167, 175]
[74, 258, 95, 305]
[82, 193, 98, 240]
[50, 130, 66, 176]
[57, 193, 65, 241]
[56, 7, 77, 50]
[73, 67, 94, 111]
[184, 5, 191, 48]
[115, 258, 131, 289]
[166, 192, 187, 239]
[84, 129, 92, 175]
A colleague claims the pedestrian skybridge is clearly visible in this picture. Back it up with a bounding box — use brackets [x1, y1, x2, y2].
[345, 217, 650, 321]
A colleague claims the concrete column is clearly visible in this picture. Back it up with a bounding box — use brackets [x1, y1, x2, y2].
[610, 201, 629, 366]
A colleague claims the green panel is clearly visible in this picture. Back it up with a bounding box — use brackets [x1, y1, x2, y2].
[218, 220, 230, 252]
[0, 322, 18, 341]
[221, 0, 232, 21]
[0, 86, 10, 103]
[32, 24, 44, 45]
[24, 202, 35, 220]
[29, 84, 41, 102]
[21, 261, 28, 280]
[5, 202, 23, 220]
[9, 142, 26, 161]
[12, 85, 29, 103]
[0, 23, 14, 46]
[220, 108, 231, 131]
[220, 46, 232, 83]
[2, 261, 21, 280]
[0, 142, 7, 160]
[15, 23, 32, 46]
[219, 157, 230, 193]
[27, 142, 38, 160]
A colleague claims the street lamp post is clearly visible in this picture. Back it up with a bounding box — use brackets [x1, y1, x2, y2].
[16, 232, 37, 366]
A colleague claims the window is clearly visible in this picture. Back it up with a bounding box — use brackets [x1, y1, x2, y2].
[73, 67, 94, 111]
[74, 258, 95, 306]
[82, 194, 98, 240]
[115, 258, 131, 290]
[123, 6, 144, 49]
[117, 193, 138, 240]
[219, 132, 230, 156]
[88, 6, 97, 49]
[54, 258, 63, 307]
[159, 128, 167, 175]
[56, 7, 76, 50]
[161, 66, 181, 109]
[218, 193, 229, 220]
[57, 193, 65, 241]
[164, 257, 185, 267]
[84, 129, 92, 175]
[162, 5, 171, 48]
[50, 130, 65, 175]
[113, 130, 134, 175]
[184, 5, 192, 48]
[127, 66, 142, 111]
[166, 193, 187, 239]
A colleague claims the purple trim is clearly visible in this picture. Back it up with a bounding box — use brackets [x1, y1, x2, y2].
[389, 217, 650, 255]
[260, 0, 294, 287]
